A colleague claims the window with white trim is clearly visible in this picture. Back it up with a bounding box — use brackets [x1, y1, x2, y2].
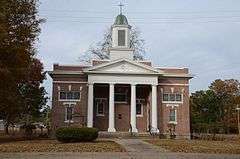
[136, 99, 144, 117]
[59, 91, 80, 101]
[95, 98, 107, 116]
[169, 109, 177, 122]
[162, 93, 182, 102]
[64, 104, 74, 122]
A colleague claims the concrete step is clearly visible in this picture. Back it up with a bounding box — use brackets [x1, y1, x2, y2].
[98, 131, 159, 139]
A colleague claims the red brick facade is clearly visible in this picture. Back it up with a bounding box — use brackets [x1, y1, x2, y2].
[49, 64, 191, 139]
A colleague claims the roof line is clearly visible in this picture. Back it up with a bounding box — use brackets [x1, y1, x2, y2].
[54, 64, 91, 67]
[84, 58, 163, 73]
[156, 66, 187, 69]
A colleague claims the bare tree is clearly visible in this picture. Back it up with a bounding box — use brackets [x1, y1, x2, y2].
[79, 27, 146, 64]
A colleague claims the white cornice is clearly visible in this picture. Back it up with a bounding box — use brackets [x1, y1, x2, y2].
[156, 67, 187, 69]
[55, 64, 91, 67]
[84, 58, 163, 74]
[84, 70, 161, 75]
[53, 81, 188, 86]
[162, 73, 194, 78]
[53, 81, 87, 84]
[158, 83, 189, 86]
[48, 71, 84, 75]
[109, 47, 134, 51]
[48, 71, 193, 78]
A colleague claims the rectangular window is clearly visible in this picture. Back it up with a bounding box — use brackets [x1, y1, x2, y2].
[66, 107, 73, 121]
[176, 94, 182, 101]
[95, 98, 106, 116]
[59, 91, 81, 101]
[162, 93, 183, 102]
[136, 99, 144, 117]
[118, 30, 125, 46]
[136, 103, 141, 115]
[115, 92, 127, 102]
[60, 92, 66, 99]
[115, 86, 128, 102]
[163, 93, 169, 101]
[73, 92, 80, 99]
[170, 94, 175, 101]
[97, 103, 104, 115]
[65, 104, 74, 122]
[67, 92, 73, 99]
[169, 109, 176, 122]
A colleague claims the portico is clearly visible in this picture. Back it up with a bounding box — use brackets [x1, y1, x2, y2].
[85, 69, 160, 133]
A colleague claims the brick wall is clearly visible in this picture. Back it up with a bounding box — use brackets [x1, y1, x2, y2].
[50, 63, 88, 129]
[157, 78, 190, 139]
[51, 82, 88, 129]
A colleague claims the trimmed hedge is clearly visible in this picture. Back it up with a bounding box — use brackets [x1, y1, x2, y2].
[55, 127, 98, 142]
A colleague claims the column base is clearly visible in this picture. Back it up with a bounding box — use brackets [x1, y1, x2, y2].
[87, 123, 93, 128]
[129, 127, 138, 133]
[150, 127, 159, 133]
[108, 127, 116, 132]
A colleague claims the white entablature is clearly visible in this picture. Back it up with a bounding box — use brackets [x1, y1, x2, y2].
[87, 74, 158, 85]
[84, 58, 162, 85]
[84, 58, 163, 75]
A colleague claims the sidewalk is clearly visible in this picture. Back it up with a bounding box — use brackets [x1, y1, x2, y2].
[0, 152, 239, 159]
[114, 138, 168, 153]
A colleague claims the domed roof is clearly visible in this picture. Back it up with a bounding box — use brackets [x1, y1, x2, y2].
[114, 14, 128, 25]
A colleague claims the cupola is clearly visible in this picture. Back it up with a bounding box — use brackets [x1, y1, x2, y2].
[109, 13, 134, 60]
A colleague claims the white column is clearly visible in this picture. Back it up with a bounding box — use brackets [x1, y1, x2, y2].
[87, 83, 94, 127]
[130, 84, 138, 133]
[108, 83, 116, 132]
[151, 84, 159, 133]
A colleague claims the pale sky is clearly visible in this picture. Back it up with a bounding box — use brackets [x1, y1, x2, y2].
[37, 0, 240, 102]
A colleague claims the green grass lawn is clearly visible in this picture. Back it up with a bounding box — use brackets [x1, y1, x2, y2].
[145, 139, 240, 154]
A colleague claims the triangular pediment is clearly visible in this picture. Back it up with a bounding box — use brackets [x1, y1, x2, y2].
[84, 59, 162, 74]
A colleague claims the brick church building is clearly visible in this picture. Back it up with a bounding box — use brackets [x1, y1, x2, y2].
[49, 13, 193, 138]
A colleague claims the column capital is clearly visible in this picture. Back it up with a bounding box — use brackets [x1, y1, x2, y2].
[87, 82, 94, 86]
[152, 84, 158, 87]
[109, 82, 115, 86]
[131, 83, 137, 86]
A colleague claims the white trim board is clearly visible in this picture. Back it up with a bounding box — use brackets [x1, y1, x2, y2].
[48, 71, 85, 75]
[158, 83, 189, 86]
[88, 74, 158, 85]
[53, 81, 87, 84]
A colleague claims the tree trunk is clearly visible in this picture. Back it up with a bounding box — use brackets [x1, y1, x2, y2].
[4, 123, 9, 135]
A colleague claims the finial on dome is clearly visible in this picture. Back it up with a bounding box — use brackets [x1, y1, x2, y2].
[118, 2, 124, 14]
[114, 2, 128, 25]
